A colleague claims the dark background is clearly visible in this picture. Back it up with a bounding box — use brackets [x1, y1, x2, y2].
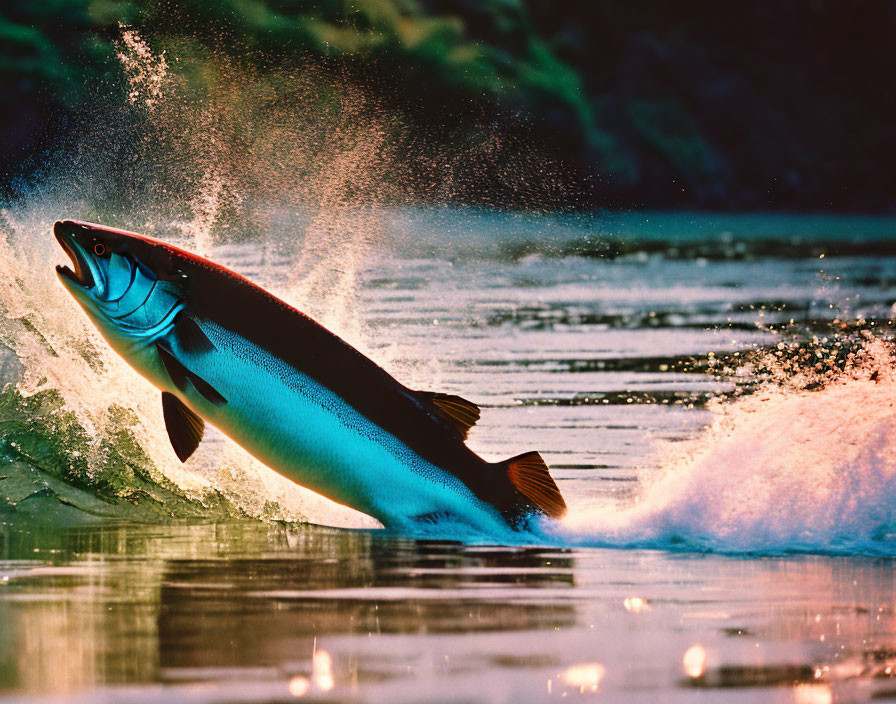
[2, 0, 894, 211]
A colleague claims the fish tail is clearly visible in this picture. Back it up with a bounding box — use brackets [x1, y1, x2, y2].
[494, 451, 566, 521]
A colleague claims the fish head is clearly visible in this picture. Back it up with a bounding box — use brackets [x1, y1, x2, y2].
[54, 220, 184, 346]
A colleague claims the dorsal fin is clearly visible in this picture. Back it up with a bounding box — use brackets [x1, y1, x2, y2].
[415, 391, 480, 439]
[161, 391, 204, 462]
[499, 451, 566, 520]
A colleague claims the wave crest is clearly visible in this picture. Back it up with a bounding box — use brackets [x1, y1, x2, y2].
[552, 339, 896, 555]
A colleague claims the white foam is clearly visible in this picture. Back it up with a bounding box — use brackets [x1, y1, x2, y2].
[548, 341, 896, 555]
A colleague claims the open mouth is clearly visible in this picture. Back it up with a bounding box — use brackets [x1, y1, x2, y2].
[54, 222, 94, 288]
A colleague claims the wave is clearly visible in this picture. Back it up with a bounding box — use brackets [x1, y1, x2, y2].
[0, 198, 388, 530]
[535, 339, 896, 556]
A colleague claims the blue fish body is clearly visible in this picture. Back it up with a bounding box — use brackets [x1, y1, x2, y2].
[163, 319, 512, 530]
[54, 220, 566, 531]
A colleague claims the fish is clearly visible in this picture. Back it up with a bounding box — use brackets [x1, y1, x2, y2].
[54, 219, 566, 531]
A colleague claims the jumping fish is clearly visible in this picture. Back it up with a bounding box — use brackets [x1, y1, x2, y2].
[54, 220, 566, 531]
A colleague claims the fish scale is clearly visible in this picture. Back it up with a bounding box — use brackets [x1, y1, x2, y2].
[184, 318, 511, 532]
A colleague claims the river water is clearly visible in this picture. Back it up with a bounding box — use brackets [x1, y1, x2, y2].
[1, 209, 895, 702]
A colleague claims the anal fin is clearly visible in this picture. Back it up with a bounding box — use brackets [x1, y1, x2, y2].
[161, 391, 204, 462]
[156, 342, 226, 406]
[499, 451, 566, 520]
[416, 391, 480, 439]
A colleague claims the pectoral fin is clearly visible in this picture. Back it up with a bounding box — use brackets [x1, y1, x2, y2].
[415, 391, 480, 439]
[157, 341, 187, 391]
[161, 391, 204, 462]
[175, 313, 216, 354]
[156, 342, 227, 406]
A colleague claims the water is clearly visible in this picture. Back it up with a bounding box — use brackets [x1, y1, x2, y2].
[1, 520, 895, 704]
[2, 26, 896, 701]
[1, 207, 896, 703]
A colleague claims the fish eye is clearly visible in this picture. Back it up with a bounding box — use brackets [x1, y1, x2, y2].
[94, 243, 106, 256]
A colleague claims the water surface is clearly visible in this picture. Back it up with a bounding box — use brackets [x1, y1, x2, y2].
[1, 210, 896, 702]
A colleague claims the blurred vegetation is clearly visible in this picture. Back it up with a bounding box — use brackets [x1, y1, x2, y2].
[1, 0, 894, 210]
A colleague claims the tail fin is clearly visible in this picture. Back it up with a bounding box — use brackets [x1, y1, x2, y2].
[498, 451, 566, 520]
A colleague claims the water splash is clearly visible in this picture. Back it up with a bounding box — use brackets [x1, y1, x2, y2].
[550, 338, 896, 555]
[0, 28, 411, 527]
[115, 24, 172, 109]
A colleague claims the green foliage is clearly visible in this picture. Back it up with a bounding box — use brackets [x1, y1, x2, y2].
[0, 0, 893, 209]
[0, 12, 77, 103]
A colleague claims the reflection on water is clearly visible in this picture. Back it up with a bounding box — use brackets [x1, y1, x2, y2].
[1, 520, 896, 702]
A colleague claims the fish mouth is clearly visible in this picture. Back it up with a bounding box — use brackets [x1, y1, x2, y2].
[54, 221, 95, 289]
